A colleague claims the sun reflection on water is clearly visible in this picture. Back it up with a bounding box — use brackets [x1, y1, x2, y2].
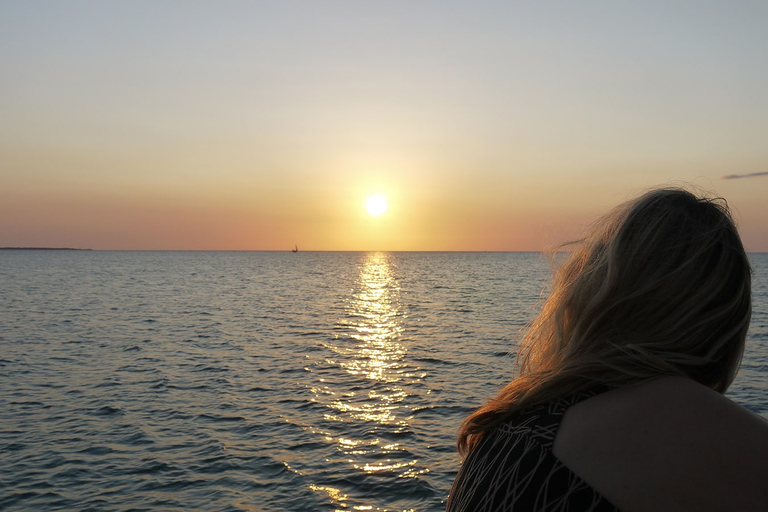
[341, 253, 406, 387]
[307, 252, 424, 510]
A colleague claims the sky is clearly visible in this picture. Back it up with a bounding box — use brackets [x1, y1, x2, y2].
[1, 1, 767, 251]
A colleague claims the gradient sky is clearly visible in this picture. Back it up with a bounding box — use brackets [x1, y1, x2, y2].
[2, 1, 767, 251]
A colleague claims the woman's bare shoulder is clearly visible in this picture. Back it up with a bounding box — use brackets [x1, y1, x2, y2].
[554, 376, 768, 511]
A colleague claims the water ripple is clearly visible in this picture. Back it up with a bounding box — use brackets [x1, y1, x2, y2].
[0, 251, 765, 510]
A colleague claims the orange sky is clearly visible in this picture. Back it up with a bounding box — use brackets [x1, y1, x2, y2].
[2, 2, 767, 251]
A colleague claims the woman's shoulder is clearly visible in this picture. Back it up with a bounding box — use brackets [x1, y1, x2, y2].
[553, 376, 768, 511]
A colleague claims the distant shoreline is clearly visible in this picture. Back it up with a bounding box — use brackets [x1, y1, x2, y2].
[0, 247, 92, 251]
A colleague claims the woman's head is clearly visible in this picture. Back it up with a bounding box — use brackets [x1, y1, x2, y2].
[458, 187, 752, 454]
[539, 187, 752, 392]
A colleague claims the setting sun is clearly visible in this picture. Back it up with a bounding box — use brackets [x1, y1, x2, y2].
[365, 195, 388, 217]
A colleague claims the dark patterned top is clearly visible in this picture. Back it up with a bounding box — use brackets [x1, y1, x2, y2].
[447, 389, 621, 512]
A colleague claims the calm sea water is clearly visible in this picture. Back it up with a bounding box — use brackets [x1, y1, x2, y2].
[1, 251, 766, 511]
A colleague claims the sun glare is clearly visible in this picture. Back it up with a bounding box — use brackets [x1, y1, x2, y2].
[365, 195, 387, 216]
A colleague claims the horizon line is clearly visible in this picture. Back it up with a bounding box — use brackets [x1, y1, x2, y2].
[3, 247, 768, 255]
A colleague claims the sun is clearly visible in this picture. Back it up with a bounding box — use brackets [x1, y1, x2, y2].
[365, 195, 387, 216]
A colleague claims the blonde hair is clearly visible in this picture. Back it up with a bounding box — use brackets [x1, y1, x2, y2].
[458, 187, 752, 455]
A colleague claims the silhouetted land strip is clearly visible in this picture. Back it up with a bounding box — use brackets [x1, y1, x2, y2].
[0, 247, 92, 251]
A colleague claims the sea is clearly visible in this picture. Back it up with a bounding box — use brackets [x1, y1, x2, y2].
[1, 251, 766, 511]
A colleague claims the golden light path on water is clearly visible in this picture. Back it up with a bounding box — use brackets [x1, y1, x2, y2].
[309, 252, 425, 511]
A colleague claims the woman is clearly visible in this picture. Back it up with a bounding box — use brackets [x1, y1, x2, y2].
[447, 188, 768, 511]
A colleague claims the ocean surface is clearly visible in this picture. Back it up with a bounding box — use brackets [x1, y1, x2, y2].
[1, 251, 766, 511]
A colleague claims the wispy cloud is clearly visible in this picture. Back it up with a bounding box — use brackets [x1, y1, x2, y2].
[722, 171, 768, 180]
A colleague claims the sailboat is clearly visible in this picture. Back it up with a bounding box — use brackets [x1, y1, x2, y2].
[292, 244, 298, 253]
